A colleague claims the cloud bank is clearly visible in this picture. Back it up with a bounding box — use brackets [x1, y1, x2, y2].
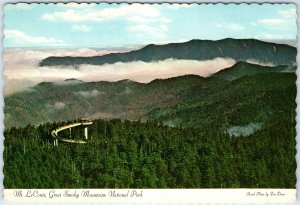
[4, 48, 237, 95]
[4, 29, 65, 47]
[42, 4, 167, 23]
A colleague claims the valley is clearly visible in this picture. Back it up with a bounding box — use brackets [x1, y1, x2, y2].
[4, 62, 296, 134]
[4, 38, 297, 189]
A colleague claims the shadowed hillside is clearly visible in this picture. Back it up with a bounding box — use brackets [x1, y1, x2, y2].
[5, 63, 296, 134]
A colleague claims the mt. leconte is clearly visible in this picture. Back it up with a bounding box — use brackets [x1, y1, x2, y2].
[39, 39, 296, 67]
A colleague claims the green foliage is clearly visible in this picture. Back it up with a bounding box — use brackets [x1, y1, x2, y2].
[4, 61, 296, 189]
[214, 62, 293, 81]
[4, 72, 296, 131]
[148, 72, 296, 130]
[4, 119, 296, 188]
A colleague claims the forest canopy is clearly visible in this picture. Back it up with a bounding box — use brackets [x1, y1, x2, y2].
[4, 118, 296, 188]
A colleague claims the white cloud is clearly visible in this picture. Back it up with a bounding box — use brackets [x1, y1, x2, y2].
[54, 102, 66, 110]
[4, 48, 237, 95]
[128, 24, 168, 41]
[167, 3, 194, 9]
[59, 2, 96, 9]
[257, 8, 296, 27]
[76, 58, 236, 83]
[42, 4, 168, 24]
[4, 77, 36, 95]
[215, 23, 244, 31]
[71, 25, 92, 32]
[5, 3, 35, 10]
[227, 123, 263, 137]
[246, 59, 274, 67]
[258, 19, 284, 25]
[3, 48, 127, 95]
[43, 9, 86, 22]
[159, 25, 168, 31]
[42, 4, 170, 44]
[255, 32, 294, 40]
[75, 90, 103, 98]
[127, 16, 171, 24]
[278, 8, 296, 19]
[4, 29, 65, 46]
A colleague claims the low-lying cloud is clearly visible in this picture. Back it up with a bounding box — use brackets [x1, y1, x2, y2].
[76, 57, 236, 83]
[4, 48, 237, 95]
[246, 59, 275, 67]
[45, 101, 66, 112]
[54, 102, 66, 110]
[88, 112, 114, 119]
[227, 122, 263, 137]
[74, 89, 103, 98]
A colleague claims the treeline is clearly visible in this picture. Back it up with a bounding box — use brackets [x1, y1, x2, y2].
[4, 119, 296, 188]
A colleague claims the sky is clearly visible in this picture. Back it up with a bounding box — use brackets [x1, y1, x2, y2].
[3, 3, 297, 48]
[3, 3, 298, 95]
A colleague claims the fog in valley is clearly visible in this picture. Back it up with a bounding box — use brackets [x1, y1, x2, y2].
[4, 48, 240, 95]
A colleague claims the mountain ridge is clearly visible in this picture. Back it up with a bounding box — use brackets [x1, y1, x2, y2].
[213, 61, 294, 80]
[5, 62, 296, 130]
[39, 38, 296, 67]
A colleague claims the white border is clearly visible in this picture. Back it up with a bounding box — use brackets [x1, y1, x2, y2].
[0, 1, 298, 205]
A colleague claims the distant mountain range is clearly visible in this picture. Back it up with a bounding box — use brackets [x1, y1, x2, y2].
[5, 62, 296, 131]
[39, 38, 296, 67]
[214, 62, 295, 81]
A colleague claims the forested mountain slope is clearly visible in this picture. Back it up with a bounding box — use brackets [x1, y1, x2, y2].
[5, 70, 296, 133]
[4, 119, 296, 188]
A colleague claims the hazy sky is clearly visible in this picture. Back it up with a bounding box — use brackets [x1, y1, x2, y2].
[4, 3, 297, 48]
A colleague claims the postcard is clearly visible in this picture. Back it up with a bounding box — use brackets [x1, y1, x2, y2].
[2, 1, 297, 204]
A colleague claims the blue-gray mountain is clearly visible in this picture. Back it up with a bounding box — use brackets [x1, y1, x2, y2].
[39, 39, 296, 67]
